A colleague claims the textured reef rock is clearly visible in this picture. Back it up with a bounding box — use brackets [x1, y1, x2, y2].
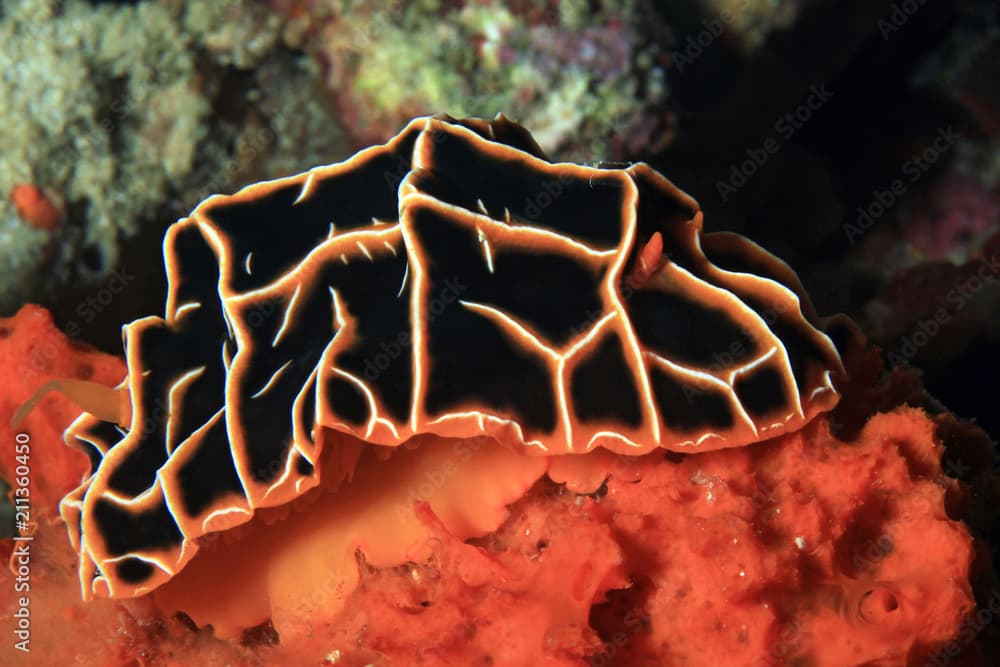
[858, 218, 1000, 455]
[897, 175, 999, 265]
[275, 0, 672, 160]
[686, 0, 818, 53]
[0, 0, 349, 313]
[0, 305, 992, 666]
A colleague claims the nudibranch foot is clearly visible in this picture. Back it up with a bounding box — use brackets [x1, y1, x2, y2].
[12, 379, 130, 429]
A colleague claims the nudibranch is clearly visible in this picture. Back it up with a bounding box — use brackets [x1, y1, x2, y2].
[33, 114, 844, 601]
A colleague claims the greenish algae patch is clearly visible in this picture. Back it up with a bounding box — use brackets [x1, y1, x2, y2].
[0, 0, 347, 312]
[316, 0, 671, 160]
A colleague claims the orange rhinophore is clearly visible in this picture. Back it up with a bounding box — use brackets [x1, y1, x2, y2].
[30, 114, 845, 602]
[11, 183, 62, 231]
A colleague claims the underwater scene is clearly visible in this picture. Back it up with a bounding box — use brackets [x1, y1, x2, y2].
[0, 1, 998, 665]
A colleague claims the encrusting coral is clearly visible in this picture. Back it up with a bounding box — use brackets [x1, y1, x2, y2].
[0, 305, 125, 511]
[0, 307, 986, 665]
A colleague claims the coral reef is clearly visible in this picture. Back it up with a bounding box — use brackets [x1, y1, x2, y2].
[281, 0, 672, 160]
[658, 0, 1000, 451]
[0, 305, 125, 511]
[0, 0, 349, 313]
[863, 230, 1000, 343]
[0, 305, 989, 666]
[695, 0, 815, 52]
[0, 0, 997, 664]
[898, 174, 999, 264]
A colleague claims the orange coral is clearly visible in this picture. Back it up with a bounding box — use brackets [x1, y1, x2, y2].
[0, 305, 125, 509]
[0, 307, 985, 666]
[586, 409, 974, 666]
[10, 184, 61, 231]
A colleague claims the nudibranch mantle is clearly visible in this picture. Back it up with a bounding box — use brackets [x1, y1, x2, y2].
[59, 114, 843, 600]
